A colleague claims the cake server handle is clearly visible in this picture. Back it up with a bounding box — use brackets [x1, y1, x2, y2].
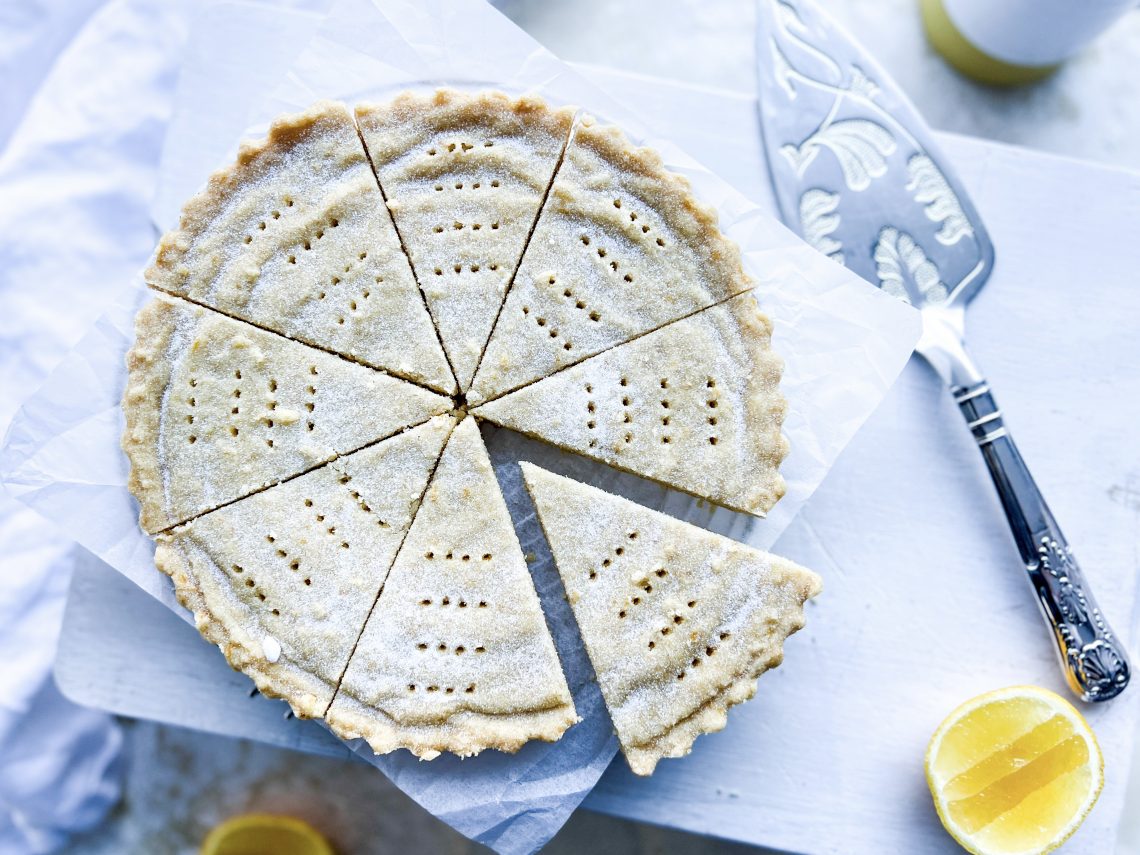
[954, 379, 1131, 702]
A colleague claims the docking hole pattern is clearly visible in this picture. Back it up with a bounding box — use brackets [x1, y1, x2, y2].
[569, 372, 723, 453]
[132, 94, 789, 763]
[240, 196, 355, 303]
[583, 524, 741, 688]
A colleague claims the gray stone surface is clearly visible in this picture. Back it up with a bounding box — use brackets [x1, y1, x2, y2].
[70, 720, 761, 854]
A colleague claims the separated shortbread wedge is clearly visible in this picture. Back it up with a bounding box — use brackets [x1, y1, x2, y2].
[327, 418, 578, 758]
[521, 463, 820, 775]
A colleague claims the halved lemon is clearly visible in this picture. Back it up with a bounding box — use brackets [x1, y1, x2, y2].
[925, 686, 1103, 855]
[200, 814, 335, 855]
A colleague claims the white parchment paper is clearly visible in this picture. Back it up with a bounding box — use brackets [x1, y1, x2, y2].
[0, 0, 920, 852]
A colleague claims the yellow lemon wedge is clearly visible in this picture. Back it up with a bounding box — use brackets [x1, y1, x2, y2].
[200, 814, 335, 855]
[925, 686, 1103, 855]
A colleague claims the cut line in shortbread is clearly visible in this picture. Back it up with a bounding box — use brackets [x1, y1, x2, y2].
[125, 91, 802, 763]
[155, 414, 455, 719]
[467, 114, 752, 405]
[122, 293, 450, 533]
[357, 90, 575, 391]
[327, 417, 578, 758]
[146, 101, 455, 395]
[474, 292, 788, 517]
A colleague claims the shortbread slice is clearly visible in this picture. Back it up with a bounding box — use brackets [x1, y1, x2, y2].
[467, 115, 751, 404]
[123, 295, 451, 533]
[473, 293, 787, 517]
[521, 463, 820, 775]
[356, 90, 574, 390]
[156, 415, 456, 718]
[327, 417, 578, 758]
[147, 101, 454, 395]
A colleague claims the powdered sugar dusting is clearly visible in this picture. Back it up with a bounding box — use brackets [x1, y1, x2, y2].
[356, 91, 574, 390]
[327, 418, 576, 757]
[476, 293, 787, 517]
[160, 415, 454, 710]
[130, 92, 804, 767]
[521, 463, 819, 774]
[469, 118, 750, 403]
[146, 101, 454, 394]
[143, 294, 449, 527]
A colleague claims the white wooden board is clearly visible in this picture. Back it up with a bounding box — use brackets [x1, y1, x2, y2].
[57, 66, 1140, 854]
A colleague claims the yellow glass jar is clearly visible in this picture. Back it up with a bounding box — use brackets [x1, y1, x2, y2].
[920, 0, 1058, 85]
[920, 0, 1134, 87]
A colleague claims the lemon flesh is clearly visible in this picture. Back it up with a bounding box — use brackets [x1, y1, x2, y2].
[925, 686, 1103, 855]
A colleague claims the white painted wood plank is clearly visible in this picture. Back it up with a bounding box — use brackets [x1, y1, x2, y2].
[55, 549, 356, 762]
[575, 68, 1140, 854]
[57, 67, 1140, 853]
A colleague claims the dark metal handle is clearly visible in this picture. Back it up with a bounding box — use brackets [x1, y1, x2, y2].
[954, 381, 1130, 701]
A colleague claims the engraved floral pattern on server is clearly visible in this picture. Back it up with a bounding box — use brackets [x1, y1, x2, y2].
[873, 227, 947, 304]
[906, 154, 973, 246]
[1038, 536, 1130, 697]
[798, 189, 843, 263]
[776, 0, 841, 73]
[759, 3, 993, 304]
[780, 119, 897, 191]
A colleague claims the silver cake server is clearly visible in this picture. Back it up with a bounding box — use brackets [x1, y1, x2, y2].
[756, 0, 1129, 701]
